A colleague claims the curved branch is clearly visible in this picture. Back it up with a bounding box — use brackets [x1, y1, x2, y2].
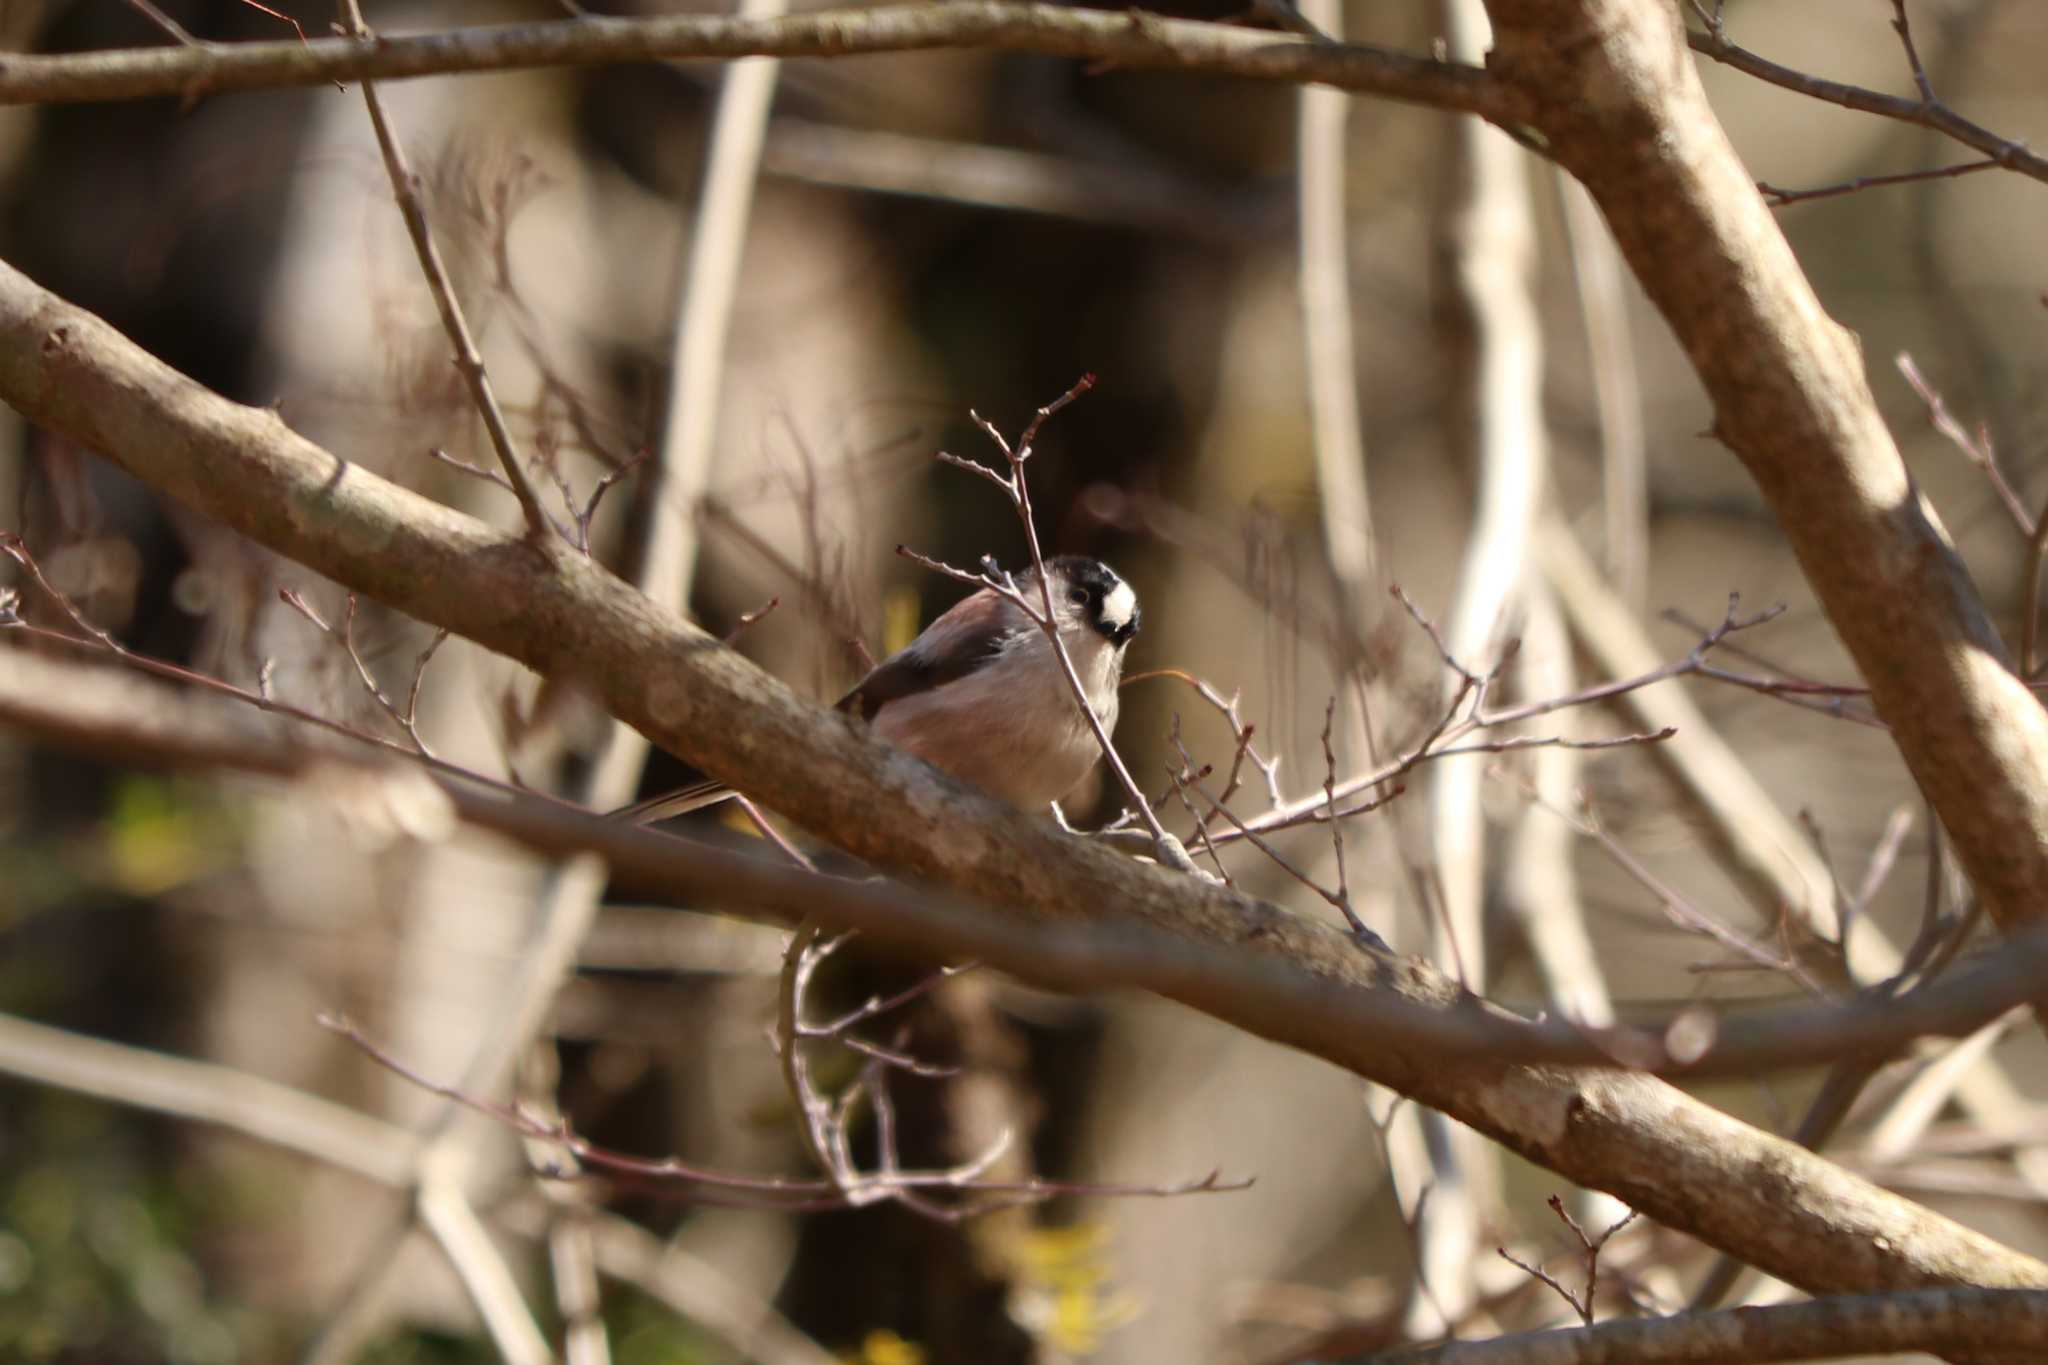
[0, 1, 1508, 117]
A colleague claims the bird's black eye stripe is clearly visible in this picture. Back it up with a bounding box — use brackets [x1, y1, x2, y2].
[1068, 586, 1090, 606]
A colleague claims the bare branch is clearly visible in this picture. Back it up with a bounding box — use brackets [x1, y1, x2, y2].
[1390, 1286, 2048, 1363]
[1123, 667, 1285, 831]
[1209, 588, 1748, 849]
[1478, 0, 2048, 944]
[1761, 158, 2000, 208]
[1320, 697, 1353, 922]
[0, 3, 1510, 119]
[1685, 13, 2048, 188]
[1167, 726, 1373, 940]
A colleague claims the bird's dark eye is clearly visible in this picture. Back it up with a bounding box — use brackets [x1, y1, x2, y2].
[1068, 587, 1089, 606]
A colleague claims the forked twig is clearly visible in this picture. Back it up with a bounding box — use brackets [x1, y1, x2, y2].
[279, 588, 449, 757]
[1498, 1194, 1639, 1326]
[1124, 667, 1285, 832]
[1165, 726, 1384, 946]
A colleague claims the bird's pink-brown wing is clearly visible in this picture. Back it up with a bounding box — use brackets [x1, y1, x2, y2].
[836, 589, 1021, 720]
[620, 589, 1024, 823]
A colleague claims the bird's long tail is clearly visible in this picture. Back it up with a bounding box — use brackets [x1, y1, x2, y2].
[609, 778, 738, 825]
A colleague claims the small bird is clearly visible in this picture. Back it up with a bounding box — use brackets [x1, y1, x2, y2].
[617, 555, 1141, 823]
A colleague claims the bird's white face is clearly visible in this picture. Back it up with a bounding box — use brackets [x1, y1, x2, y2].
[1098, 577, 1138, 640]
[1045, 556, 1140, 648]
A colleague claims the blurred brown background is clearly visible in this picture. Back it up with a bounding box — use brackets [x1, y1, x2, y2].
[3, 1, 2048, 1361]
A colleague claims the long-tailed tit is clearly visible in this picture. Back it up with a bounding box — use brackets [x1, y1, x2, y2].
[617, 555, 1140, 823]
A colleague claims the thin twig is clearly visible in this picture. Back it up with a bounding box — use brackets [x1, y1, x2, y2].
[235, 0, 311, 45]
[722, 596, 781, 643]
[0, 532, 558, 805]
[1686, 15, 2048, 188]
[279, 588, 446, 757]
[1164, 717, 1235, 884]
[1200, 585, 1733, 850]
[572, 450, 649, 555]
[1846, 805, 1915, 971]
[1896, 351, 2032, 534]
[122, 0, 200, 44]
[808, 962, 979, 1037]
[1167, 730, 1379, 942]
[1761, 158, 2000, 207]
[1889, 0, 1936, 106]
[338, 0, 551, 538]
[1123, 667, 1285, 833]
[328, 1009, 836, 1197]
[1658, 611, 1883, 727]
[731, 794, 815, 870]
[1548, 794, 1828, 995]
[1497, 1193, 1641, 1329]
[1320, 697, 1355, 926]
